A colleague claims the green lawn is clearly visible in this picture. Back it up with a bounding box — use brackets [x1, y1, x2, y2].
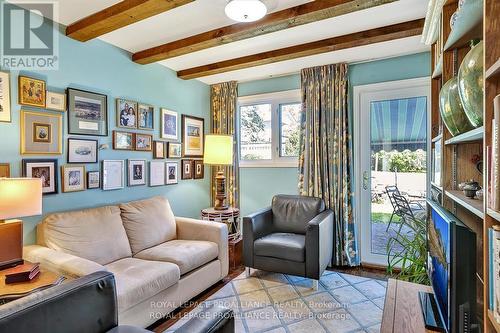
[371, 212, 401, 224]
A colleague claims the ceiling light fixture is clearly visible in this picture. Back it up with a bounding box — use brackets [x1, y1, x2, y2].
[225, 0, 268, 23]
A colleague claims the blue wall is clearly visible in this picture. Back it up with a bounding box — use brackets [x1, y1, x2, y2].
[237, 52, 431, 217]
[1, 13, 211, 244]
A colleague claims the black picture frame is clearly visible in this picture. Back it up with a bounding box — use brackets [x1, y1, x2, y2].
[22, 159, 58, 195]
[86, 171, 100, 189]
[67, 88, 108, 137]
[67, 138, 98, 164]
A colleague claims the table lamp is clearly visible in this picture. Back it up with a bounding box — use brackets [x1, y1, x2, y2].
[204, 134, 234, 210]
[0, 178, 43, 270]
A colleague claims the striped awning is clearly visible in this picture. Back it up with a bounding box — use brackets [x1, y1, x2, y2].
[370, 96, 427, 148]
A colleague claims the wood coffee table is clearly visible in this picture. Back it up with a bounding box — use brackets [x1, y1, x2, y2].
[0, 266, 66, 305]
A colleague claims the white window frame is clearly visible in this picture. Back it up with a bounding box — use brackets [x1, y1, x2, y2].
[238, 89, 301, 168]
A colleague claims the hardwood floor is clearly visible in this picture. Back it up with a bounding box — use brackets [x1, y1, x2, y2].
[148, 264, 388, 332]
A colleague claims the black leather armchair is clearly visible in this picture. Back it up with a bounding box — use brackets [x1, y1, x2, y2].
[0, 271, 234, 333]
[243, 195, 334, 288]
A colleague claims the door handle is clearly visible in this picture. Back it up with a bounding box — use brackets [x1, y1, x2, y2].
[363, 171, 369, 190]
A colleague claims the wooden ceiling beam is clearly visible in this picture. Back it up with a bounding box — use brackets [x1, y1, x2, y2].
[132, 0, 397, 64]
[66, 0, 194, 42]
[177, 19, 425, 80]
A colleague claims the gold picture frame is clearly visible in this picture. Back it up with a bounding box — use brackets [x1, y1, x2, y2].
[61, 165, 86, 193]
[20, 110, 62, 155]
[0, 163, 10, 177]
[18, 76, 46, 108]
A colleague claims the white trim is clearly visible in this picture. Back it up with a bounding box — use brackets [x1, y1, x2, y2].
[353, 77, 431, 266]
[238, 89, 301, 168]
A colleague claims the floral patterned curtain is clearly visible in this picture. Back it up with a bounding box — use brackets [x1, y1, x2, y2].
[210, 81, 240, 208]
[298, 64, 359, 266]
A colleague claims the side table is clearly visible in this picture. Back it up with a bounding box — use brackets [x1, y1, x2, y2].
[201, 207, 243, 271]
[201, 207, 240, 240]
[0, 266, 66, 305]
[228, 237, 243, 271]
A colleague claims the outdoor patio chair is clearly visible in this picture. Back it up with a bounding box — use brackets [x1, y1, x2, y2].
[390, 192, 427, 234]
[385, 185, 425, 232]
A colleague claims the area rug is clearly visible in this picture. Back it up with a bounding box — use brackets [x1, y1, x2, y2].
[164, 269, 387, 333]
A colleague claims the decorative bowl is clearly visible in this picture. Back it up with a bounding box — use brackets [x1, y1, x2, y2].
[458, 40, 484, 127]
[439, 76, 474, 136]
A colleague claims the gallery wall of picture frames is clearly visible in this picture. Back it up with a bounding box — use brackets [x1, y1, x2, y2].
[0, 72, 207, 196]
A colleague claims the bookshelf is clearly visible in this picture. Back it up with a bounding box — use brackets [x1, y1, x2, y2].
[426, 0, 500, 331]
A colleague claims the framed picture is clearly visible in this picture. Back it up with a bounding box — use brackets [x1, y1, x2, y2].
[0, 163, 10, 177]
[46, 91, 66, 111]
[161, 108, 178, 141]
[149, 161, 165, 187]
[61, 165, 86, 193]
[68, 138, 98, 163]
[135, 133, 152, 151]
[182, 115, 204, 157]
[68, 88, 108, 136]
[102, 160, 125, 191]
[32, 122, 51, 143]
[128, 159, 146, 186]
[138, 103, 154, 130]
[19, 76, 45, 108]
[21, 110, 62, 155]
[153, 141, 165, 159]
[181, 159, 193, 180]
[87, 171, 100, 189]
[113, 131, 134, 150]
[22, 159, 58, 195]
[167, 142, 182, 158]
[194, 160, 204, 179]
[117, 98, 138, 129]
[166, 162, 178, 185]
[0, 72, 11, 123]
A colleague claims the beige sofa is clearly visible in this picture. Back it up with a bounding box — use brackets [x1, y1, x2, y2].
[23, 196, 228, 328]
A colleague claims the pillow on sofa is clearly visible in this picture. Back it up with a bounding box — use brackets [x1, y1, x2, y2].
[119, 196, 177, 254]
[39, 205, 132, 265]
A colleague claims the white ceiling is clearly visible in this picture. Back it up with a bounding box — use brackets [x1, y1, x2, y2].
[51, 0, 430, 84]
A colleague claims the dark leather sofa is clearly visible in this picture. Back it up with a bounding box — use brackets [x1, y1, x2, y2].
[0, 271, 234, 333]
[243, 195, 334, 288]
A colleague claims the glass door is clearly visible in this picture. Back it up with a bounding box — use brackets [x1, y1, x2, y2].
[354, 78, 430, 266]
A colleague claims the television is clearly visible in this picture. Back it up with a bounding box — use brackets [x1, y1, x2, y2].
[422, 200, 478, 333]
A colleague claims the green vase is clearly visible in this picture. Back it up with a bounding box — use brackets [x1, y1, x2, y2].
[439, 76, 474, 136]
[458, 40, 483, 127]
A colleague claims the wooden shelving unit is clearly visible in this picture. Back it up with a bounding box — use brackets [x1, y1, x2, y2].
[445, 190, 484, 219]
[426, 0, 500, 331]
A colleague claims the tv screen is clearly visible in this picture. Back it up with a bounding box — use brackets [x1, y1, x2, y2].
[428, 206, 450, 329]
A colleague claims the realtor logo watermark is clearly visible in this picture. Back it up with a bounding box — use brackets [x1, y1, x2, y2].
[1, 0, 59, 70]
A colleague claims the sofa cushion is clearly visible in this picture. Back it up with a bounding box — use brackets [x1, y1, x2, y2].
[254, 232, 306, 262]
[105, 258, 180, 312]
[272, 195, 325, 234]
[134, 240, 219, 275]
[39, 205, 132, 265]
[120, 196, 177, 255]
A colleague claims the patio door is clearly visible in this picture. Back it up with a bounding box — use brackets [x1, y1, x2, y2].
[353, 77, 430, 266]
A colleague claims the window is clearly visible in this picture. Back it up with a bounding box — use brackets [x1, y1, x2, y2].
[238, 90, 301, 167]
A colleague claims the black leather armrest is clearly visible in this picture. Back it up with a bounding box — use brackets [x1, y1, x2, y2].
[243, 207, 273, 267]
[0, 271, 118, 333]
[175, 305, 234, 333]
[305, 210, 334, 280]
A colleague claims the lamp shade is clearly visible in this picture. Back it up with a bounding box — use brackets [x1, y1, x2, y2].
[203, 134, 234, 166]
[0, 178, 42, 220]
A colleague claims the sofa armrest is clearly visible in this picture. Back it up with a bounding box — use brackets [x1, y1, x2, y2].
[242, 207, 273, 268]
[23, 245, 107, 278]
[305, 210, 334, 280]
[175, 217, 229, 279]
